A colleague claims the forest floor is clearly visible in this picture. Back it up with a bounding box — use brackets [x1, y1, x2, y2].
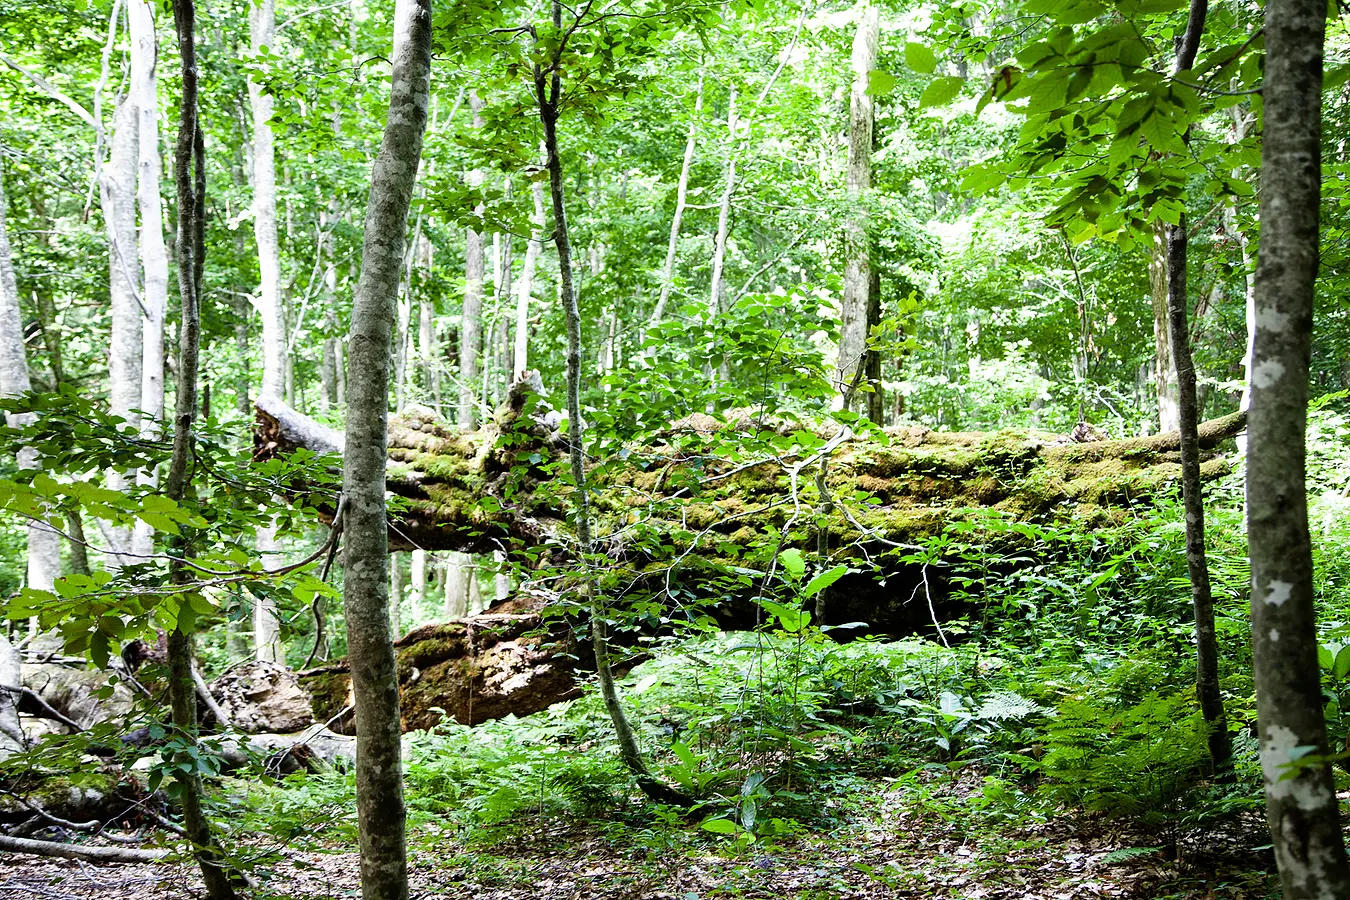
[0, 771, 1277, 900]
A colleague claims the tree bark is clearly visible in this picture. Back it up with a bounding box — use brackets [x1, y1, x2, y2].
[129, 0, 170, 560]
[460, 91, 486, 428]
[248, 0, 285, 400]
[835, 2, 878, 409]
[0, 834, 170, 864]
[1163, 0, 1231, 780]
[0, 168, 37, 755]
[166, 1, 235, 895]
[1247, 0, 1350, 891]
[708, 87, 737, 322]
[1150, 222, 1180, 433]
[341, 0, 430, 896]
[103, 81, 142, 566]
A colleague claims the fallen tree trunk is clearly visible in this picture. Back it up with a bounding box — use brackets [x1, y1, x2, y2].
[257, 385, 1247, 559]
[270, 387, 1247, 732]
[0, 833, 170, 863]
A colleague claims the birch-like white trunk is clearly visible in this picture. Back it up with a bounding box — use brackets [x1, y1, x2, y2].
[708, 87, 738, 318]
[834, 3, 878, 408]
[443, 551, 470, 619]
[129, 0, 169, 559]
[249, 0, 285, 400]
[650, 72, 702, 330]
[0, 170, 59, 752]
[512, 171, 546, 379]
[460, 91, 485, 427]
[102, 91, 142, 566]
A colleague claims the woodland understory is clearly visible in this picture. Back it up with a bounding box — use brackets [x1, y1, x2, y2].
[4, 0, 1350, 897]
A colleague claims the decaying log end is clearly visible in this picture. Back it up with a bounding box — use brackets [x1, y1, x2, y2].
[254, 392, 344, 461]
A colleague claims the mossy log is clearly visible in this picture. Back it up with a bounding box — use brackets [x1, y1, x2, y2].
[257, 388, 1246, 559]
[269, 390, 1246, 731]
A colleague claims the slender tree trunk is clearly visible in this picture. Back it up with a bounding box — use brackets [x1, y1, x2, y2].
[708, 87, 737, 320]
[166, 1, 235, 894]
[103, 84, 142, 566]
[865, 269, 884, 424]
[248, 0, 285, 400]
[1151, 222, 1180, 432]
[650, 73, 703, 331]
[1248, 0, 1350, 891]
[247, 0, 290, 661]
[443, 552, 469, 618]
[460, 92, 485, 427]
[341, 0, 430, 896]
[0, 169, 58, 754]
[129, 0, 170, 559]
[1162, 0, 1232, 780]
[513, 166, 546, 379]
[410, 549, 426, 622]
[535, 8, 688, 806]
[390, 553, 404, 638]
[835, 2, 878, 409]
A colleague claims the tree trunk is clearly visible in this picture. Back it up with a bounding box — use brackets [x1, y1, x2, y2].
[443, 552, 470, 619]
[390, 552, 404, 638]
[460, 91, 486, 428]
[835, 2, 878, 409]
[249, 0, 285, 401]
[0, 168, 46, 755]
[708, 87, 737, 322]
[410, 549, 427, 622]
[253, 520, 284, 662]
[535, 5, 688, 806]
[341, 0, 430, 896]
[513, 164, 546, 379]
[650, 72, 703, 330]
[167, 1, 236, 894]
[1161, 0, 1231, 779]
[102, 84, 142, 566]
[1150, 222, 1180, 432]
[1247, 0, 1350, 891]
[129, 0, 170, 560]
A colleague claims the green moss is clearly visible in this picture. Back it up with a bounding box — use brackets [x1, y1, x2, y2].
[300, 669, 353, 722]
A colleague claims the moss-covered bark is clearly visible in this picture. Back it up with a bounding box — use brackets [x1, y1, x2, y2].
[259, 388, 1245, 562]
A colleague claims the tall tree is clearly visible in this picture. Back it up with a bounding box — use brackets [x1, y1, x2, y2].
[166, 0, 236, 894]
[1247, 0, 1350, 891]
[649, 72, 702, 330]
[533, 0, 688, 806]
[129, 0, 171, 561]
[0, 169, 60, 754]
[834, 1, 878, 409]
[249, 0, 287, 663]
[341, 0, 431, 896]
[1163, 0, 1232, 778]
[460, 91, 486, 428]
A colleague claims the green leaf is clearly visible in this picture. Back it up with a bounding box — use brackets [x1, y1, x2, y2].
[904, 42, 936, 75]
[920, 76, 965, 109]
[866, 69, 897, 96]
[1333, 645, 1350, 680]
[701, 817, 737, 834]
[779, 548, 805, 580]
[802, 565, 849, 598]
